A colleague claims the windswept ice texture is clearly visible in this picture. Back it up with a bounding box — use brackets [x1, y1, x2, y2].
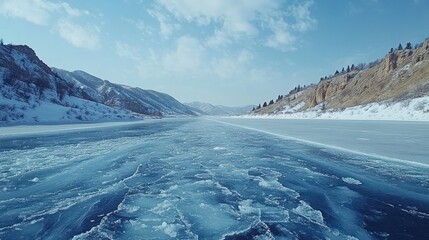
[0, 118, 428, 239]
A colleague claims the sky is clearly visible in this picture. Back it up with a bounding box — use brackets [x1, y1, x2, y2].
[1, 0, 429, 106]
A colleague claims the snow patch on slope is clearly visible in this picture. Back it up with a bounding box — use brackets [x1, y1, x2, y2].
[244, 96, 429, 121]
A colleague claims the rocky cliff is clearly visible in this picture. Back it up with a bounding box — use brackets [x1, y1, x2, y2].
[253, 38, 429, 115]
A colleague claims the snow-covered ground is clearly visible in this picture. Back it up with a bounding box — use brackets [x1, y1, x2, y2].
[0, 89, 139, 123]
[0, 118, 428, 239]
[247, 96, 429, 121]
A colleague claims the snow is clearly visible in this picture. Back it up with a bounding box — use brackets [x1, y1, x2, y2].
[0, 118, 427, 239]
[293, 201, 325, 226]
[246, 96, 429, 121]
[0, 91, 138, 123]
[341, 177, 362, 185]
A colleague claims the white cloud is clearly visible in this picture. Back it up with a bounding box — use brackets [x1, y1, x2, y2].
[0, 0, 100, 50]
[289, 1, 316, 32]
[0, 0, 85, 25]
[163, 36, 205, 73]
[116, 41, 140, 61]
[156, 0, 270, 45]
[56, 19, 101, 50]
[60, 2, 86, 17]
[265, 19, 297, 51]
[153, 0, 316, 51]
[0, 0, 56, 25]
[148, 9, 180, 39]
[238, 50, 253, 63]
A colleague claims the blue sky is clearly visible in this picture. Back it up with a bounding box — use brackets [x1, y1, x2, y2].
[1, 0, 428, 106]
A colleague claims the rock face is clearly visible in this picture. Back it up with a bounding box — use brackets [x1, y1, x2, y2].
[254, 38, 429, 115]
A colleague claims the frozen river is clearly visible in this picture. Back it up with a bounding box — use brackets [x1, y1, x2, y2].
[0, 118, 428, 239]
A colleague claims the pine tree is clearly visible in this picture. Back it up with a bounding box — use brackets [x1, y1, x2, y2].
[347, 65, 350, 72]
[335, 70, 339, 75]
[405, 42, 412, 50]
[351, 64, 355, 71]
[398, 43, 403, 50]
[269, 100, 274, 105]
[263, 102, 267, 107]
[341, 67, 345, 73]
[389, 47, 394, 53]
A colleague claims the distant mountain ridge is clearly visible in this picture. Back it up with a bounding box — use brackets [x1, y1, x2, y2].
[252, 38, 429, 117]
[53, 69, 195, 116]
[0, 43, 194, 123]
[185, 101, 253, 116]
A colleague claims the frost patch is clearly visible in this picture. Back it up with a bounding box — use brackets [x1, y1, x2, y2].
[293, 201, 325, 226]
[238, 200, 259, 215]
[213, 147, 227, 150]
[29, 177, 39, 182]
[154, 222, 177, 238]
[342, 177, 362, 185]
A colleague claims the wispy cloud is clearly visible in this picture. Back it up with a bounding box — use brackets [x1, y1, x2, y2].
[116, 41, 143, 63]
[264, 19, 297, 51]
[163, 36, 205, 73]
[289, 1, 316, 32]
[153, 0, 316, 51]
[0, 0, 99, 50]
[57, 19, 101, 50]
[0, 0, 57, 25]
[148, 8, 180, 39]
[0, 0, 85, 25]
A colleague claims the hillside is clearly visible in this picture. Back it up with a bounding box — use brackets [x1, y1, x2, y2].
[53, 69, 195, 116]
[0, 43, 194, 123]
[251, 38, 429, 119]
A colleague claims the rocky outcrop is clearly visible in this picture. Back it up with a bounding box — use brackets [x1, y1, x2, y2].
[384, 52, 398, 73]
[253, 38, 429, 115]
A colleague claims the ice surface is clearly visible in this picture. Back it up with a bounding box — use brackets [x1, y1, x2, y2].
[292, 200, 325, 226]
[0, 118, 428, 239]
[216, 117, 429, 165]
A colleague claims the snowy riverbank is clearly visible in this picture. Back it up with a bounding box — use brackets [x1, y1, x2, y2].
[241, 96, 429, 121]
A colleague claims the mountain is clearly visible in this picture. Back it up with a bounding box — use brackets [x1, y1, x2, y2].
[185, 101, 253, 116]
[251, 38, 429, 118]
[52, 69, 195, 116]
[0, 43, 193, 123]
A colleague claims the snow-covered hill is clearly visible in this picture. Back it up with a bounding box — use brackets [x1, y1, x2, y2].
[0, 43, 193, 123]
[186, 101, 253, 116]
[53, 69, 195, 116]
